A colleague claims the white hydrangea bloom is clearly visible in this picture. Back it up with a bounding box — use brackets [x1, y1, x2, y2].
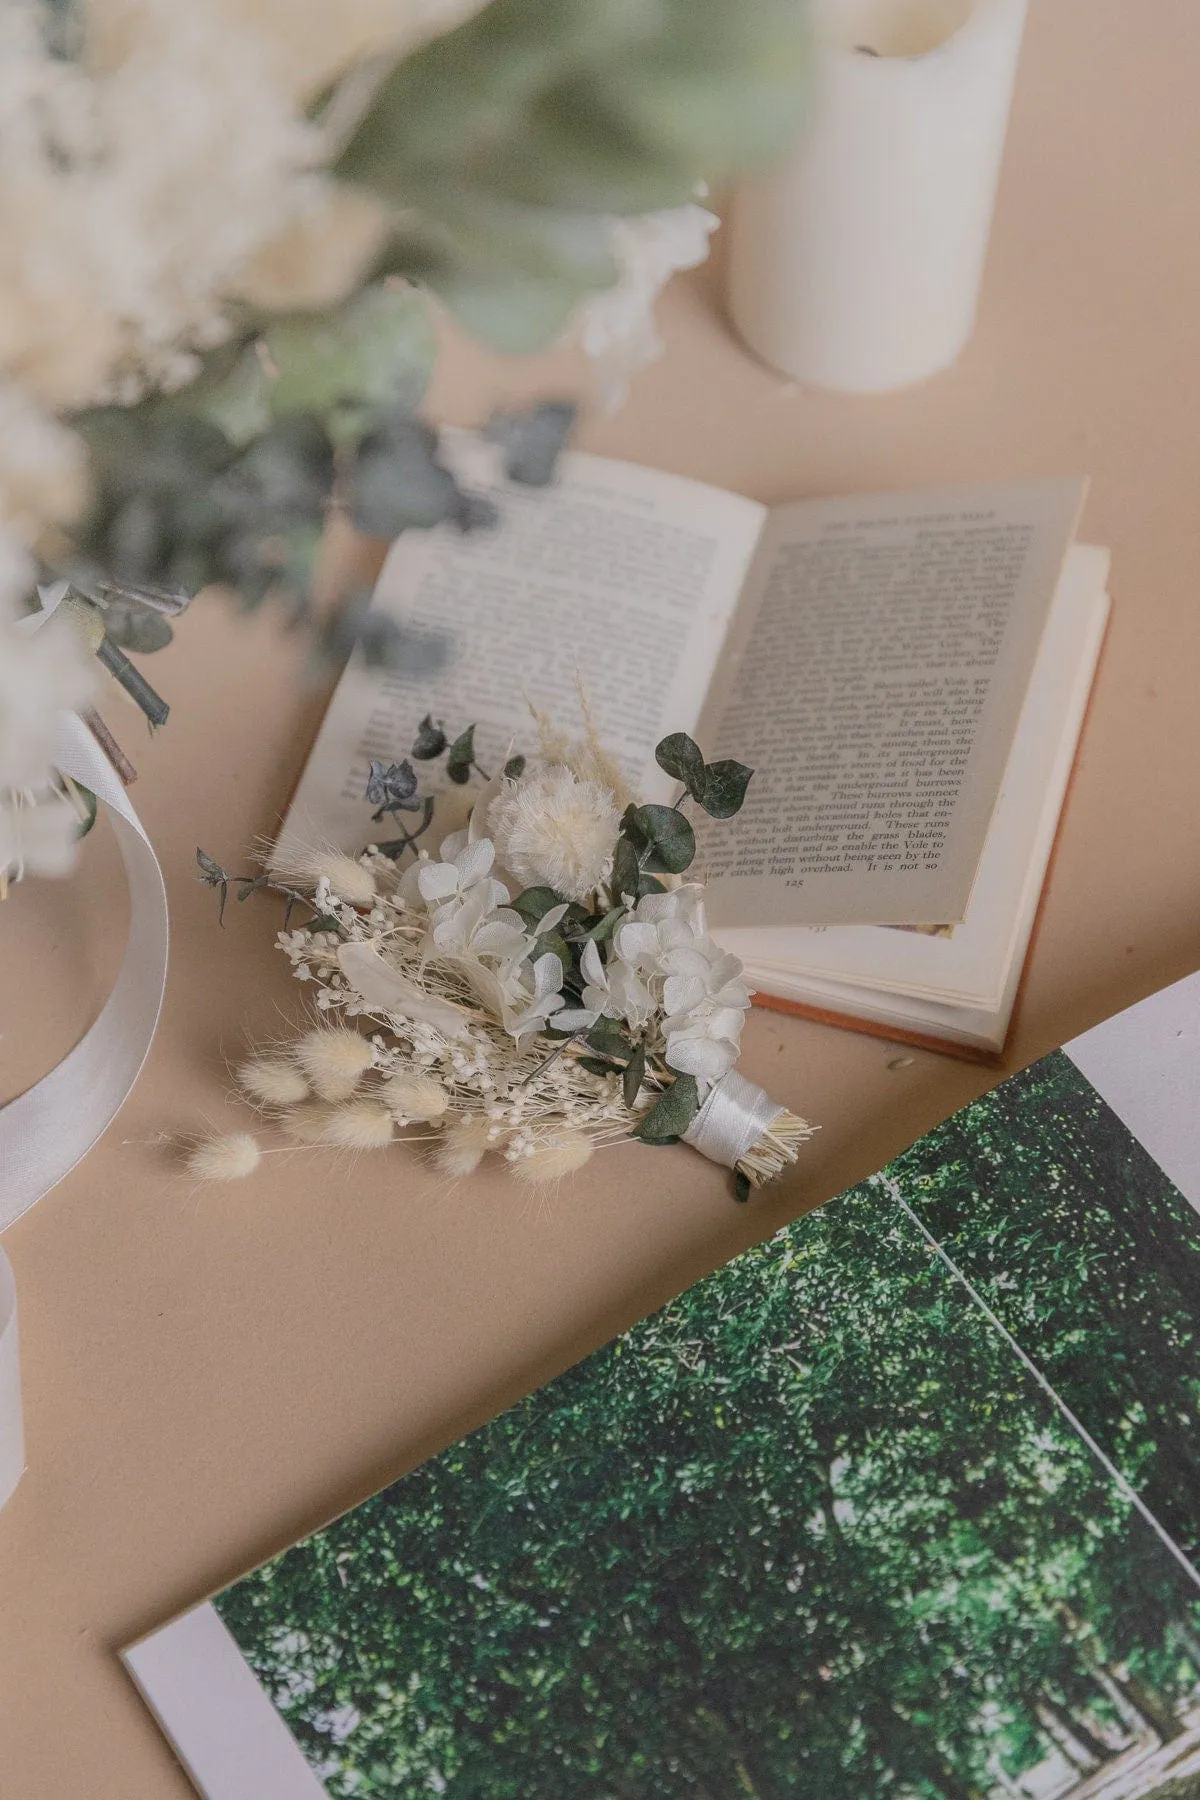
[556, 937, 654, 1034]
[659, 937, 752, 1085]
[498, 950, 567, 1044]
[487, 765, 620, 904]
[610, 885, 711, 972]
[401, 832, 570, 1043]
[591, 885, 753, 1090]
[429, 886, 529, 963]
[416, 836, 509, 916]
[576, 204, 719, 412]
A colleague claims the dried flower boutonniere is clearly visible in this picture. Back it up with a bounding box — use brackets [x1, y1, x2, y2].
[192, 715, 814, 1199]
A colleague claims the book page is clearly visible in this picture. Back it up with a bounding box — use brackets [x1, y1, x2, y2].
[696, 479, 1086, 929]
[276, 439, 765, 860]
[728, 552, 1110, 1056]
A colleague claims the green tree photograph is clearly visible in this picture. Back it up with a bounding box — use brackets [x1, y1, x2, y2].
[216, 1052, 1200, 1799]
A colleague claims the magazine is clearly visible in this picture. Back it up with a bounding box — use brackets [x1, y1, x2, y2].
[125, 971, 1200, 1800]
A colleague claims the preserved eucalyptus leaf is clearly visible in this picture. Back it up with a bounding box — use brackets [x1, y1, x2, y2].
[99, 601, 174, 654]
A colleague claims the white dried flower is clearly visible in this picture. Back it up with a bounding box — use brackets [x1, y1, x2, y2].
[270, 845, 377, 907]
[0, 790, 81, 882]
[487, 765, 620, 904]
[231, 183, 387, 314]
[417, 836, 508, 913]
[295, 1025, 375, 1099]
[497, 951, 568, 1044]
[0, 383, 87, 539]
[319, 1099, 394, 1150]
[513, 1131, 594, 1186]
[0, 606, 95, 792]
[186, 1131, 261, 1181]
[662, 952, 749, 1081]
[429, 886, 530, 964]
[575, 204, 718, 411]
[600, 885, 752, 1087]
[281, 1102, 339, 1144]
[0, 0, 314, 409]
[381, 1073, 450, 1122]
[556, 937, 654, 1034]
[203, 0, 490, 106]
[432, 1115, 492, 1178]
[336, 940, 473, 1039]
[236, 1056, 309, 1107]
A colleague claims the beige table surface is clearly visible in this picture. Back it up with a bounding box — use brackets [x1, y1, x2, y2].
[4, 2, 1200, 1791]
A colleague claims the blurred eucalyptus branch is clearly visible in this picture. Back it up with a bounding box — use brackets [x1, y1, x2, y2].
[1, 0, 809, 877]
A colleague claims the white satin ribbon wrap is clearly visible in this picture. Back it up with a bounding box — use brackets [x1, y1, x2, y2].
[682, 1069, 785, 1170]
[0, 708, 169, 1506]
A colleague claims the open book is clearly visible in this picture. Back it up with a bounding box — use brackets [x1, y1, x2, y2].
[124, 968, 1200, 1798]
[277, 441, 1109, 1056]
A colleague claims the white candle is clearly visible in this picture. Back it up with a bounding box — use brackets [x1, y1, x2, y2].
[728, 0, 1029, 393]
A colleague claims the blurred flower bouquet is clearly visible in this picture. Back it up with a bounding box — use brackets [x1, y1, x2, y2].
[0, 0, 809, 889]
[195, 717, 813, 1197]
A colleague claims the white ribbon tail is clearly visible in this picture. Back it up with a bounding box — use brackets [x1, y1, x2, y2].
[0, 709, 169, 1504]
[0, 1250, 21, 1511]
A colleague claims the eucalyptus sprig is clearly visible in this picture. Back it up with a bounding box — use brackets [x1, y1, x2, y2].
[195, 848, 346, 932]
[55, 393, 575, 682]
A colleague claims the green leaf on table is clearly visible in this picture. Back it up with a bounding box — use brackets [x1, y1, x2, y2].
[411, 714, 447, 760]
[622, 1043, 647, 1110]
[700, 759, 753, 819]
[628, 804, 695, 874]
[370, 200, 616, 357]
[503, 753, 526, 780]
[655, 731, 706, 802]
[418, 255, 609, 358]
[635, 1073, 700, 1145]
[446, 724, 477, 784]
